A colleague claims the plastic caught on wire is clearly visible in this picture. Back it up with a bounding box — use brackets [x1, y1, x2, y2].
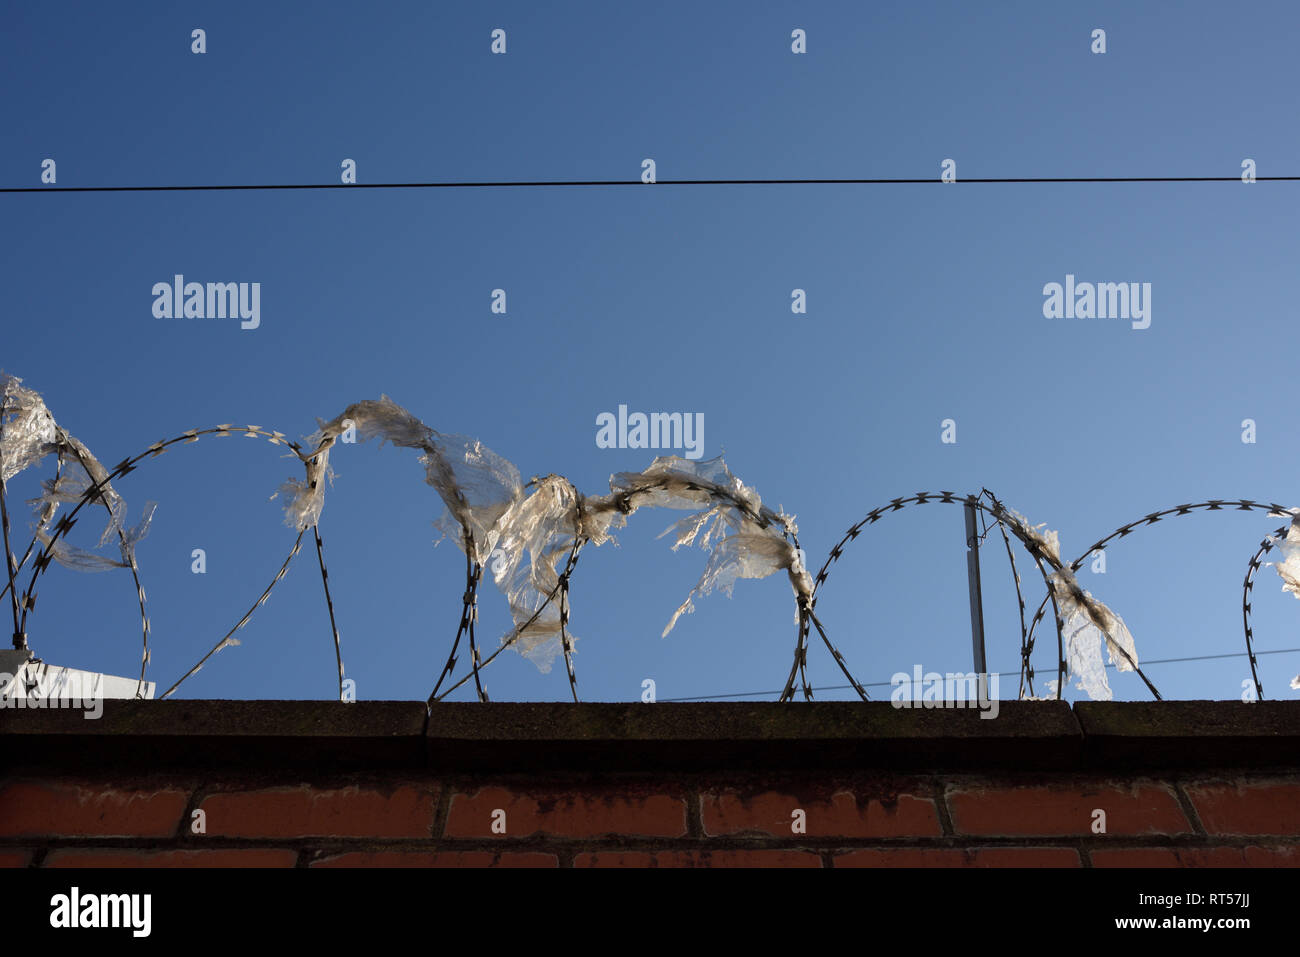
[277, 396, 523, 566]
[608, 455, 811, 638]
[1050, 572, 1139, 700]
[481, 455, 808, 671]
[1001, 506, 1062, 566]
[33, 500, 156, 572]
[998, 507, 1138, 700]
[2, 377, 156, 575]
[426, 432, 523, 565]
[484, 475, 640, 672]
[273, 396, 433, 532]
[489, 475, 586, 672]
[1271, 516, 1300, 598]
[0, 374, 59, 483]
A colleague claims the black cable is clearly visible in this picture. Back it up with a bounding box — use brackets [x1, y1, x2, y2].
[657, 646, 1300, 702]
[4, 176, 1299, 194]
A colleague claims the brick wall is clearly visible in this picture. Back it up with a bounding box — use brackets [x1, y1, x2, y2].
[2, 701, 1298, 867]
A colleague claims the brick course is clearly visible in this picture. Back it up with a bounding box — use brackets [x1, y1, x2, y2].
[3, 701, 1298, 868]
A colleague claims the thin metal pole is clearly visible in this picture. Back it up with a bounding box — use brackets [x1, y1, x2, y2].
[964, 503, 988, 701]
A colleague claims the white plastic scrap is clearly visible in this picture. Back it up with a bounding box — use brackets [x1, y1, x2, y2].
[1002, 507, 1062, 566]
[273, 448, 332, 532]
[425, 432, 523, 565]
[1271, 517, 1300, 598]
[51, 433, 127, 543]
[486, 476, 660, 672]
[478, 455, 809, 671]
[1050, 571, 1139, 701]
[608, 456, 811, 638]
[1020, 679, 1061, 702]
[276, 397, 524, 566]
[275, 396, 431, 532]
[0, 374, 59, 483]
[1, 377, 156, 574]
[33, 496, 155, 572]
[998, 507, 1137, 701]
[489, 475, 586, 672]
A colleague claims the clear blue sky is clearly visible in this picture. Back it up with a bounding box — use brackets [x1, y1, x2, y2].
[3, 1, 1299, 704]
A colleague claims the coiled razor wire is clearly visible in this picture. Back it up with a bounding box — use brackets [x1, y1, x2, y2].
[430, 527, 585, 705]
[782, 490, 1086, 703]
[6, 379, 1300, 705]
[1020, 500, 1298, 700]
[14, 423, 318, 699]
[1241, 524, 1289, 700]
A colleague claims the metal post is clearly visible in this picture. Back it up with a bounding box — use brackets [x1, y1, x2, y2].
[964, 503, 988, 702]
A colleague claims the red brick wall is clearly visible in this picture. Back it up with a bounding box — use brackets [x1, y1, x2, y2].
[2, 701, 1298, 868]
[2, 771, 1298, 868]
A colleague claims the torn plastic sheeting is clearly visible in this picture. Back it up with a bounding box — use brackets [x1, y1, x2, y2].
[14, 406, 149, 574]
[0, 374, 60, 483]
[1020, 679, 1062, 701]
[501, 585, 574, 674]
[34, 501, 156, 573]
[1048, 569, 1138, 701]
[611, 455, 769, 524]
[488, 475, 585, 672]
[479, 456, 808, 669]
[309, 396, 438, 453]
[31, 437, 128, 544]
[1271, 518, 1300, 598]
[273, 450, 333, 532]
[279, 397, 524, 566]
[425, 432, 523, 565]
[999, 506, 1063, 567]
[275, 395, 435, 533]
[662, 525, 812, 638]
[609, 455, 808, 638]
[1002, 505, 1137, 702]
[309, 396, 525, 559]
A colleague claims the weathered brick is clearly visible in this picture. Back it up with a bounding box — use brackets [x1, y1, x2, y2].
[946, 783, 1189, 836]
[1092, 846, 1300, 867]
[311, 851, 557, 867]
[702, 789, 940, 838]
[0, 780, 188, 838]
[199, 784, 436, 838]
[834, 847, 1080, 867]
[1185, 781, 1300, 835]
[573, 850, 822, 867]
[445, 786, 686, 838]
[43, 848, 299, 868]
[834, 848, 966, 867]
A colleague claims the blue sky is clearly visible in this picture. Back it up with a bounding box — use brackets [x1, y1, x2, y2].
[3, 1, 1299, 704]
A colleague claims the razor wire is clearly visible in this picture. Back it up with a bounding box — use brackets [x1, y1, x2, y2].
[5, 374, 1299, 706]
[785, 490, 1083, 703]
[12, 419, 315, 698]
[1242, 524, 1290, 700]
[1019, 500, 1299, 700]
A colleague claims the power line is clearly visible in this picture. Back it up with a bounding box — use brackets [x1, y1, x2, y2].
[3, 175, 1299, 194]
[656, 646, 1300, 702]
